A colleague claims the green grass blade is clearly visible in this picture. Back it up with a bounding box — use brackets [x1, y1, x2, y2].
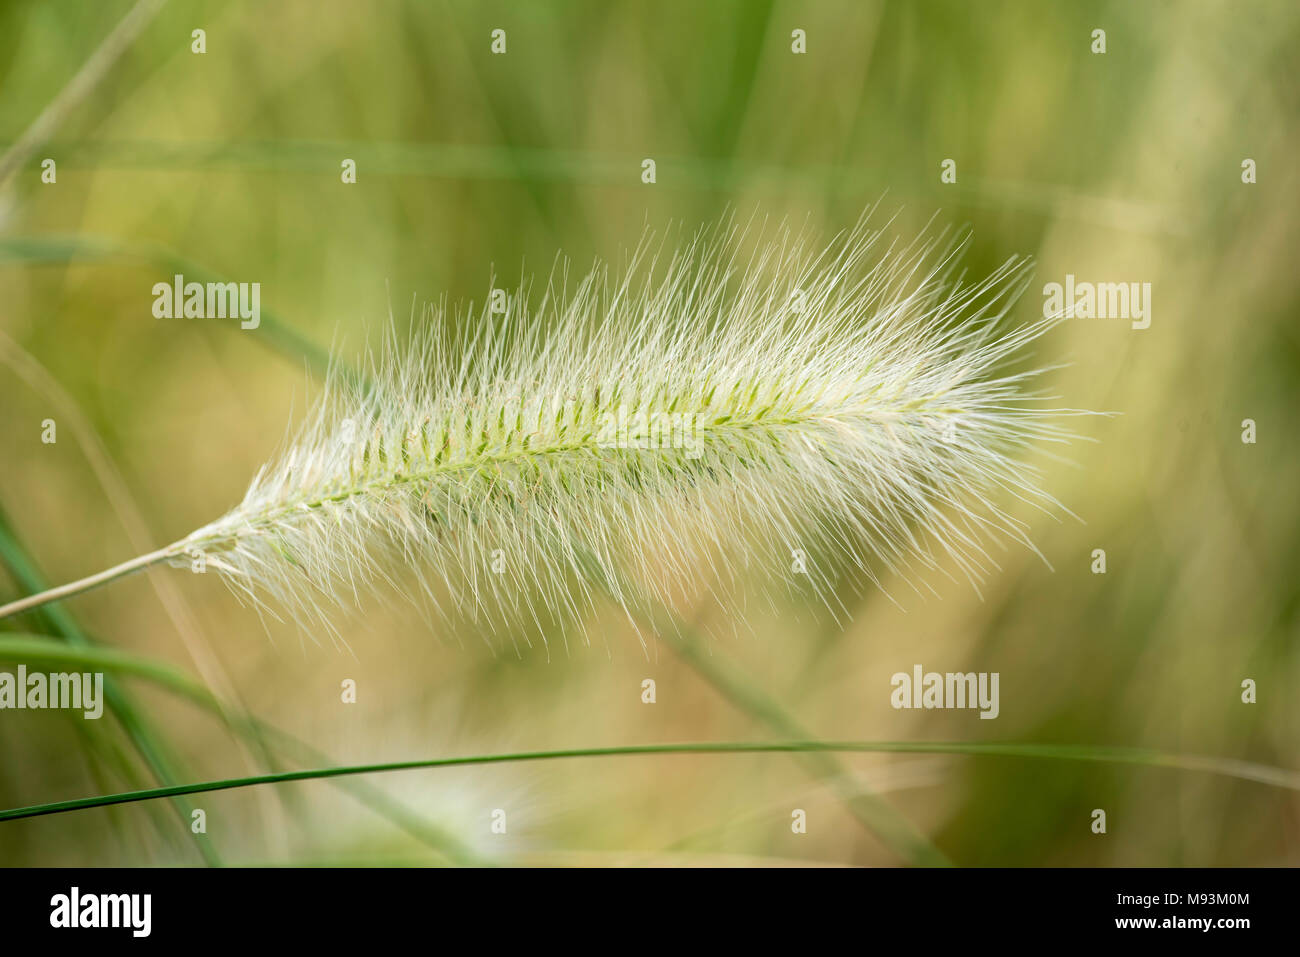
[2, 739, 1294, 826]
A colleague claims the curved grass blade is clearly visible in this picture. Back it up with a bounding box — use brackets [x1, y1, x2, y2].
[3, 740, 1295, 827]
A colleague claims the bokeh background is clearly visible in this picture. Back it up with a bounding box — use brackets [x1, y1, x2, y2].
[0, 0, 1296, 866]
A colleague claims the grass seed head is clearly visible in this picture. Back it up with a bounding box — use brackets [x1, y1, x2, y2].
[180, 213, 1087, 646]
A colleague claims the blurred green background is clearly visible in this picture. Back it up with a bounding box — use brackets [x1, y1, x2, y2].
[0, 0, 1296, 866]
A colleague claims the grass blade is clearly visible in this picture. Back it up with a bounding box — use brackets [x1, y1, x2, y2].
[2, 740, 1294, 826]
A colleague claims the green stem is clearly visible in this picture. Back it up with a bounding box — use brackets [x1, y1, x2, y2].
[0, 546, 175, 622]
[3, 740, 1294, 824]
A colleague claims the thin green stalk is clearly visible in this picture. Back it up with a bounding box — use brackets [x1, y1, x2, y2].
[0, 546, 172, 621]
[3, 740, 1295, 825]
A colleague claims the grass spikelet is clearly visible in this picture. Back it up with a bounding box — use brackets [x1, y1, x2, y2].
[0, 213, 1090, 645]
